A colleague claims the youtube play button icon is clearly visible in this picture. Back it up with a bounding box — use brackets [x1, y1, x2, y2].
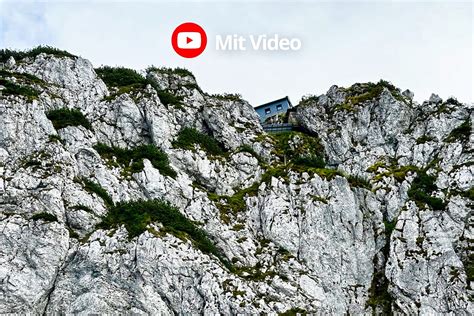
[172, 23, 207, 58]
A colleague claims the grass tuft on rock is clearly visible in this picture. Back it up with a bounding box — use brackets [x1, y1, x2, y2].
[0, 45, 76, 63]
[344, 80, 405, 106]
[46, 108, 92, 130]
[445, 119, 471, 143]
[95, 66, 147, 88]
[408, 171, 445, 210]
[156, 89, 184, 107]
[270, 131, 326, 170]
[76, 178, 114, 207]
[94, 143, 177, 178]
[98, 199, 231, 268]
[173, 127, 226, 156]
[0, 78, 39, 101]
[31, 212, 58, 222]
[147, 66, 195, 79]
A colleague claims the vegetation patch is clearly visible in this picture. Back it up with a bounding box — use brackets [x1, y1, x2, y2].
[343, 80, 406, 107]
[457, 188, 474, 201]
[347, 174, 371, 189]
[48, 134, 62, 143]
[232, 262, 277, 282]
[407, 171, 445, 210]
[464, 254, 474, 288]
[46, 108, 92, 130]
[298, 95, 319, 108]
[416, 135, 435, 144]
[0, 45, 76, 63]
[156, 89, 184, 107]
[236, 144, 264, 164]
[0, 69, 46, 85]
[98, 199, 231, 268]
[270, 131, 326, 170]
[172, 127, 226, 156]
[292, 155, 325, 169]
[371, 164, 420, 183]
[94, 143, 177, 178]
[279, 307, 308, 316]
[76, 177, 114, 207]
[207, 93, 243, 102]
[367, 216, 397, 313]
[0, 78, 39, 101]
[366, 270, 393, 313]
[31, 212, 58, 222]
[147, 66, 195, 79]
[445, 119, 471, 143]
[95, 66, 147, 88]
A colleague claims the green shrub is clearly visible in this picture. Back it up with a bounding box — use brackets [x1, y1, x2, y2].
[94, 143, 177, 178]
[0, 78, 39, 101]
[445, 97, 463, 107]
[98, 199, 230, 268]
[465, 254, 474, 285]
[341, 80, 405, 110]
[0, 70, 45, 85]
[95, 66, 147, 88]
[46, 108, 92, 130]
[383, 219, 397, 236]
[279, 307, 308, 316]
[366, 269, 393, 313]
[458, 188, 474, 200]
[445, 119, 471, 143]
[76, 178, 114, 207]
[208, 93, 243, 102]
[270, 131, 325, 167]
[31, 212, 58, 222]
[416, 135, 435, 144]
[82, 178, 114, 207]
[292, 155, 325, 168]
[48, 134, 62, 143]
[347, 174, 371, 189]
[236, 144, 263, 163]
[0, 45, 76, 63]
[311, 168, 344, 180]
[408, 172, 445, 210]
[298, 95, 319, 107]
[157, 89, 184, 107]
[173, 127, 225, 156]
[147, 66, 195, 79]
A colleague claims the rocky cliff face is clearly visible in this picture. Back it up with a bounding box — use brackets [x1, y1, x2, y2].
[0, 50, 472, 315]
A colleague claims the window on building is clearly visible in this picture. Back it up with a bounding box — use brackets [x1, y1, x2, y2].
[276, 104, 283, 111]
[265, 108, 271, 114]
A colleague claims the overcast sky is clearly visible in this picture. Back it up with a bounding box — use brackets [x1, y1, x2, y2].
[0, 0, 472, 106]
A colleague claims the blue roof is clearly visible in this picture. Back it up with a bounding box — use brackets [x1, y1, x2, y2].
[254, 96, 292, 110]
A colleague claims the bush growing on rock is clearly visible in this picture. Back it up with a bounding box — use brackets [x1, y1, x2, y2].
[343, 80, 405, 105]
[31, 212, 58, 222]
[0, 45, 76, 63]
[156, 89, 184, 107]
[95, 66, 147, 88]
[173, 127, 226, 156]
[270, 131, 326, 169]
[147, 66, 195, 79]
[94, 143, 177, 178]
[46, 108, 92, 130]
[98, 199, 231, 268]
[408, 172, 445, 210]
[445, 119, 471, 143]
[76, 178, 114, 207]
[0, 78, 39, 101]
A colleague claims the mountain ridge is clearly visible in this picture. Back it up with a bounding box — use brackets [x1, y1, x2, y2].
[0, 47, 472, 314]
